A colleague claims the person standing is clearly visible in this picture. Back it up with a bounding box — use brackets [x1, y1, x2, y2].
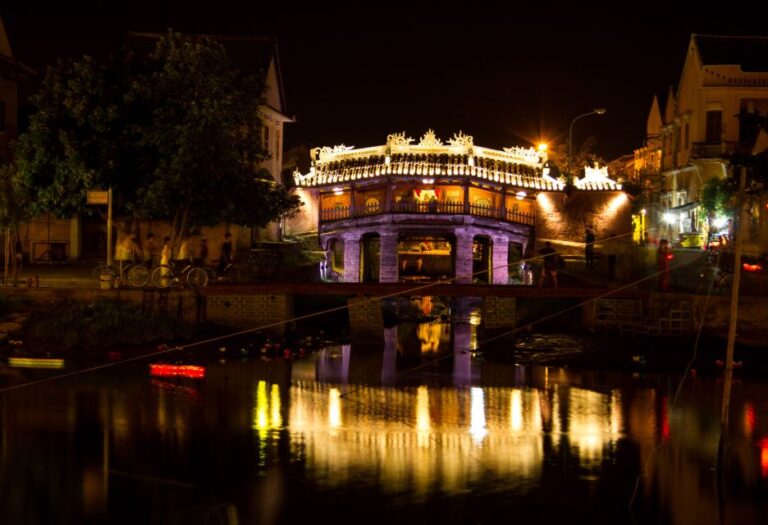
[585, 227, 596, 270]
[657, 239, 673, 291]
[538, 241, 559, 288]
[218, 232, 233, 274]
[144, 233, 158, 267]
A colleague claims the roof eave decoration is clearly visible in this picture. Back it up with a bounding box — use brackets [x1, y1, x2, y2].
[574, 165, 622, 191]
[294, 130, 554, 189]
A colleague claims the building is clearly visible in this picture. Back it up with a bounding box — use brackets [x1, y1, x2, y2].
[647, 34, 768, 254]
[287, 130, 631, 284]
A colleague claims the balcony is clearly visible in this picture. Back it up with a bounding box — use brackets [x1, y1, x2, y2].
[320, 201, 535, 226]
[691, 141, 739, 159]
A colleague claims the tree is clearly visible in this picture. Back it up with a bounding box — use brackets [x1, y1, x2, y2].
[547, 136, 605, 184]
[16, 31, 300, 251]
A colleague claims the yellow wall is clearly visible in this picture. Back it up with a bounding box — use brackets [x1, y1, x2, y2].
[321, 192, 351, 210]
[469, 187, 499, 208]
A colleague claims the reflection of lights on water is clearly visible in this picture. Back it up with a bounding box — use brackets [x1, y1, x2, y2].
[470, 387, 487, 442]
[255, 381, 268, 433]
[610, 391, 622, 436]
[271, 384, 283, 429]
[568, 388, 621, 466]
[510, 390, 523, 432]
[329, 388, 342, 428]
[417, 386, 431, 447]
[418, 322, 443, 354]
[551, 386, 561, 448]
[253, 381, 282, 437]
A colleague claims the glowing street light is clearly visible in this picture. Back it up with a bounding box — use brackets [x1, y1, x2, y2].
[568, 108, 606, 185]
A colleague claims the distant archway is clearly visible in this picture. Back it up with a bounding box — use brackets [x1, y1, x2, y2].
[472, 235, 492, 283]
[361, 233, 381, 282]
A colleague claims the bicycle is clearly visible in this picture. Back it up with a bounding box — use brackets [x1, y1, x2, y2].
[92, 260, 150, 288]
[150, 260, 209, 289]
[204, 260, 242, 284]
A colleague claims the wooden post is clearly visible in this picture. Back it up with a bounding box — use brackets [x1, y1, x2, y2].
[721, 166, 747, 430]
[106, 188, 113, 267]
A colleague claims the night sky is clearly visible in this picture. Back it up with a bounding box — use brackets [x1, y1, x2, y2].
[2, 2, 767, 161]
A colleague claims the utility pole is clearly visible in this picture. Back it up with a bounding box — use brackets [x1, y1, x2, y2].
[721, 165, 747, 430]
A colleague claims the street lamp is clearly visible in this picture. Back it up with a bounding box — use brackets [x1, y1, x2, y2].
[568, 108, 606, 185]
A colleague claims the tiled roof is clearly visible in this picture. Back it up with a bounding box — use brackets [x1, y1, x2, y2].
[695, 34, 768, 72]
[295, 152, 563, 191]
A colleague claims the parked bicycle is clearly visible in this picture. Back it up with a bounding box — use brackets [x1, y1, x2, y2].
[150, 260, 209, 289]
[92, 260, 150, 288]
[203, 260, 242, 284]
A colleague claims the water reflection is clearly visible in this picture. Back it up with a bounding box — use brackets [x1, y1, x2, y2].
[2, 303, 768, 523]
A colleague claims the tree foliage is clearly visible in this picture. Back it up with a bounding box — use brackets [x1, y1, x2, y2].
[15, 31, 300, 235]
[701, 177, 736, 217]
[0, 163, 29, 229]
[547, 136, 605, 182]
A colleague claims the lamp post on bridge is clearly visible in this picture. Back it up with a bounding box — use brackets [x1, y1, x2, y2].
[568, 108, 606, 187]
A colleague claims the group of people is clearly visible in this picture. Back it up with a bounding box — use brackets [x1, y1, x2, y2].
[116, 231, 234, 273]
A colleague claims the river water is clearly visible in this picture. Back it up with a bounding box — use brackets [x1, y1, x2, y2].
[1, 299, 767, 524]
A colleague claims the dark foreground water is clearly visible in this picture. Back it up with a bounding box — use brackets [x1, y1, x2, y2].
[1, 317, 768, 524]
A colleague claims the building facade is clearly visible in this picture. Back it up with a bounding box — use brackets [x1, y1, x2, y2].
[644, 34, 768, 254]
[288, 131, 630, 284]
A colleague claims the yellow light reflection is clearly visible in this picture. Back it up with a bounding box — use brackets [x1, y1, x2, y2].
[470, 387, 487, 442]
[271, 384, 283, 429]
[418, 321, 443, 354]
[510, 390, 523, 432]
[416, 386, 431, 447]
[329, 387, 342, 428]
[288, 383, 547, 496]
[253, 381, 282, 438]
[254, 381, 268, 436]
[568, 387, 620, 467]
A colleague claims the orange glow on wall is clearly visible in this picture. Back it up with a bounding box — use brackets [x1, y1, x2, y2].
[743, 263, 762, 272]
[149, 364, 205, 379]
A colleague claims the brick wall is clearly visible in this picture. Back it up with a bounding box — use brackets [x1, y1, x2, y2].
[206, 294, 292, 335]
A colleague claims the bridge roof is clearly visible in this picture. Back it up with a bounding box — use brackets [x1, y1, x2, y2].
[294, 131, 622, 192]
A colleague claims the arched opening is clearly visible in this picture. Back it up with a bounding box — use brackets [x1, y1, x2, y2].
[361, 233, 381, 282]
[397, 234, 454, 282]
[472, 235, 492, 283]
[508, 241, 525, 284]
[325, 238, 344, 281]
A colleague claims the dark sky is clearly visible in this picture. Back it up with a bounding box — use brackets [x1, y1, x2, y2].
[2, 2, 767, 160]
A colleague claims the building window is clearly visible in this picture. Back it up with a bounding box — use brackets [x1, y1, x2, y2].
[705, 110, 722, 143]
[263, 124, 270, 150]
